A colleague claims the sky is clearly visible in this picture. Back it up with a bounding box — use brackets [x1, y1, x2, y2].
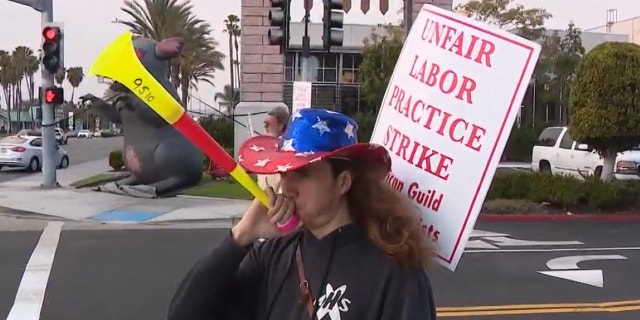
[0, 0, 638, 113]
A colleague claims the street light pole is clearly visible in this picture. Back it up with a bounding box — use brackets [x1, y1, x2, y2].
[6, 0, 58, 187]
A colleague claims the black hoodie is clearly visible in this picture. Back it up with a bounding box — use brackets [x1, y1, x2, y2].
[168, 223, 437, 320]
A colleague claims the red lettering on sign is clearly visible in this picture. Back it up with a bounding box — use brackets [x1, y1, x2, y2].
[382, 124, 454, 181]
[408, 55, 477, 105]
[386, 84, 487, 152]
[420, 17, 496, 68]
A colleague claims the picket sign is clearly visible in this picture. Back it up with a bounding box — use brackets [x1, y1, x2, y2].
[369, 4, 541, 271]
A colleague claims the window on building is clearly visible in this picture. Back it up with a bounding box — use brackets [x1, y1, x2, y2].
[341, 54, 362, 83]
[284, 52, 296, 82]
[338, 85, 360, 115]
[300, 53, 338, 83]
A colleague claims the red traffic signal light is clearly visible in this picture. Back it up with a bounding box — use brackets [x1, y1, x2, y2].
[43, 87, 64, 104]
[43, 26, 59, 41]
[42, 25, 63, 73]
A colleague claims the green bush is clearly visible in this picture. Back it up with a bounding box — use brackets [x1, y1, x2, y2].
[100, 131, 118, 138]
[108, 149, 124, 171]
[568, 42, 640, 153]
[501, 123, 553, 162]
[199, 116, 234, 152]
[487, 172, 640, 212]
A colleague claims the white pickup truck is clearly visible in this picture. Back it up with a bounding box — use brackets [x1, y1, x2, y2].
[531, 126, 640, 180]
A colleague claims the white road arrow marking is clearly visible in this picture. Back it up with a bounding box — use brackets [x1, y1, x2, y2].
[470, 230, 510, 238]
[484, 236, 583, 247]
[538, 255, 628, 288]
[538, 270, 605, 288]
[466, 240, 499, 249]
[546, 255, 627, 270]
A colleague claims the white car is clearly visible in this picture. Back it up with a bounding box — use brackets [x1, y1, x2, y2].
[77, 129, 93, 138]
[531, 126, 640, 180]
[0, 135, 70, 171]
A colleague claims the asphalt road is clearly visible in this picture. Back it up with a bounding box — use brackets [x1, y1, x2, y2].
[0, 136, 123, 183]
[2, 217, 637, 320]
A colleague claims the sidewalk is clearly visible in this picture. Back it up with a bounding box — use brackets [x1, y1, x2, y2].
[0, 159, 251, 224]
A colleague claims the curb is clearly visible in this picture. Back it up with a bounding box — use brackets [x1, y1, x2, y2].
[0, 206, 69, 221]
[479, 213, 640, 222]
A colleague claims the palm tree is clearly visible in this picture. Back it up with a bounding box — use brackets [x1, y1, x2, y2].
[0, 50, 13, 132]
[54, 68, 65, 86]
[117, 0, 225, 108]
[66, 67, 84, 102]
[232, 23, 241, 90]
[223, 14, 240, 110]
[12, 47, 39, 126]
[214, 84, 239, 115]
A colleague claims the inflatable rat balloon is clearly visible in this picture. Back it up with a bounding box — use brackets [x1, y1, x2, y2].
[80, 37, 203, 198]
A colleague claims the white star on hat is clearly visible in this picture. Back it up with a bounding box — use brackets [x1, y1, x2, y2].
[312, 117, 331, 135]
[295, 151, 315, 157]
[344, 122, 356, 139]
[276, 163, 292, 172]
[249, 144, 265, 152]
[255, 158, 271, 167]
[281, 139, 295, 151]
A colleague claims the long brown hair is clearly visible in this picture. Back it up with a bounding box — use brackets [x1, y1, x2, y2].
[329, 158, 437, 270]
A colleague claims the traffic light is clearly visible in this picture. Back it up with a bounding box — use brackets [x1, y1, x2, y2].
[42, 86, 64, 105]
[268, 0, 291, 49]
[322, 0, 345, 51]
[41, 24, 64, 74]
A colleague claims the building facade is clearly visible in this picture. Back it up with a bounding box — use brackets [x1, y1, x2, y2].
[586, 15, 640, 44]
[281, 22, 386, 114]
[239, 0, 453, 108]
[518, 28, 629, 126]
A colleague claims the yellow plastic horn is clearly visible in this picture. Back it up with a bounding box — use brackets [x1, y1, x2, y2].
[87, 32, 271, 208]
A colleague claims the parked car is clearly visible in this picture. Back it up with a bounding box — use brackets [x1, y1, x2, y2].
[0, 135, 70, 171]
[531, 126, 640, 180]
[77, 129, 93, 138]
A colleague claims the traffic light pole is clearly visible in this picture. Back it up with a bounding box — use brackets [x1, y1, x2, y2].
[300, 5, 312, 82]
[6, 0, 58, 187]
[40, 0, 59, 188]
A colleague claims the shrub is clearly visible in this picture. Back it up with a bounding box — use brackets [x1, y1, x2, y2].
[501, 123, 552, 162]
[199, 116, 234, 152]
[108, 149, 124, 171]
[487, 172, 640, 212]
[100, 131, 118, 138]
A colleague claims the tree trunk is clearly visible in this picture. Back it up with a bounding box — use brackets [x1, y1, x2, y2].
[234, 35, 240, 90]
[228, 34, 236, 112]
[600, 147, 616, 182]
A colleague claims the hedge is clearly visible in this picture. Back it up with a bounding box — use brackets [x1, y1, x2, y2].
[487, 172, 640, 213]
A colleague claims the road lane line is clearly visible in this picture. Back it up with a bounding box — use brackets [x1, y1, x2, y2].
[437, 299, 640, 317]
[6, 221, 63, 320]
[437, 299, 640, 311]
[466, 246, 640, 253]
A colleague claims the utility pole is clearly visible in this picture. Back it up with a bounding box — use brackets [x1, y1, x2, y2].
[7, 0, 60, 188]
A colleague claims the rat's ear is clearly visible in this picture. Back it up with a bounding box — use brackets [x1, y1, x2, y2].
[155, 38, 184, 60]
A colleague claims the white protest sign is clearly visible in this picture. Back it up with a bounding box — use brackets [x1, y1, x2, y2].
[292, 81, 312, 113]
[369, 5, 541, 271]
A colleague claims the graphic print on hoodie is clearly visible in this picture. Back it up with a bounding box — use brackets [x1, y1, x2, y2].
[167, 223, 437, 320]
